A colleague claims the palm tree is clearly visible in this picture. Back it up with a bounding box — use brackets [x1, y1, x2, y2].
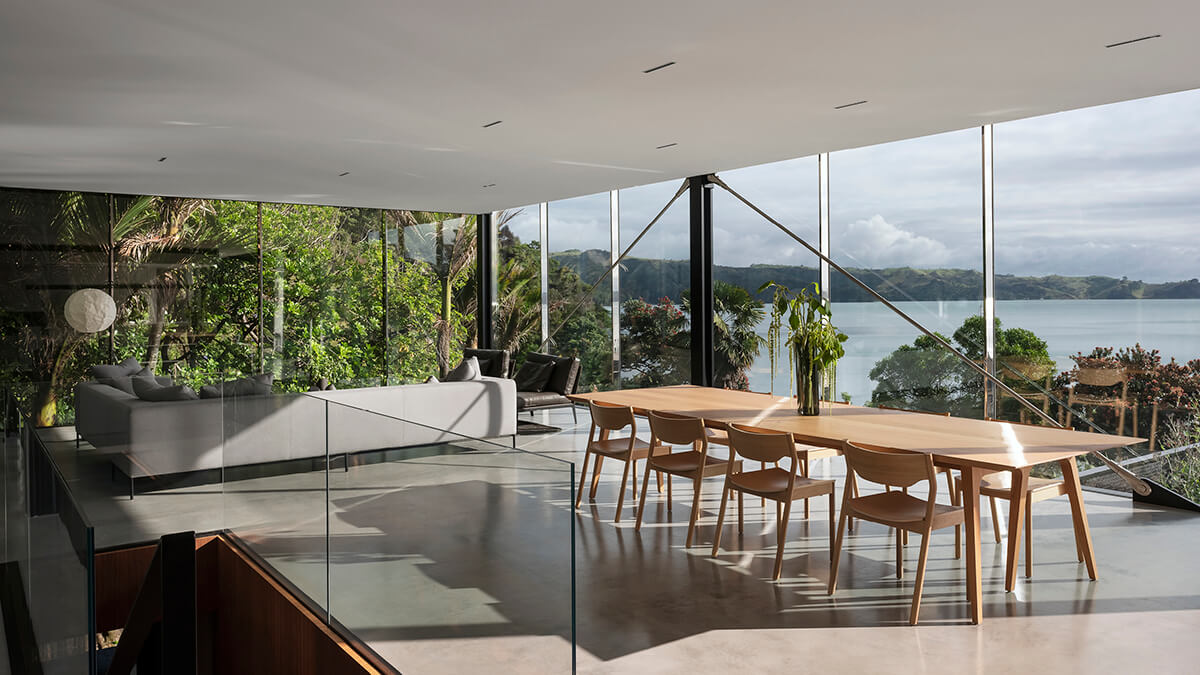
[712, 281, 766, 390]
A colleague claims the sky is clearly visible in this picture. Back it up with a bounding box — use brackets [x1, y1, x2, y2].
[502, 87, 1200, 284]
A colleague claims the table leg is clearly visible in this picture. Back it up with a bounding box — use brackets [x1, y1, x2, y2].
[1059, 457, 1098, 580]
[960, 465, 985, 624]
[1005, 468, 1030, 592]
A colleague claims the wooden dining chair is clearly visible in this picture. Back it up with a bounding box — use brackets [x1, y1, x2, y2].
[828, 440, 965, 625]
[705, 426, 840, 520]
[711, 423, 836, 581]
[636, 411, 743, 547]
[574, 400, 660, 523]
[955, 418, 1084, 581]
[878, 405, 960, 548]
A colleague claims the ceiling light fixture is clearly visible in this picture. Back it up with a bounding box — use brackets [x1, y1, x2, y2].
[158, 157, 167, 162]
[338, 171, 350, 177]
[482, 120, 503, 128]
[656, 143, 678, 149]
[834, 100, 868, 110]
[482, 183, 496, 188]
[1105, 34, 1161, 48]
[643, 61, 676, 74]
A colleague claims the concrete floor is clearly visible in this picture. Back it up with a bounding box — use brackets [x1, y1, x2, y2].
[32, 409, 1200, 674]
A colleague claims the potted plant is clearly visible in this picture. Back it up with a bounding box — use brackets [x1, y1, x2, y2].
[759, 281, 847, 415]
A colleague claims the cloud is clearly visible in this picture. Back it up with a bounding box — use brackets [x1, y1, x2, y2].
[836, 215, 955, 269]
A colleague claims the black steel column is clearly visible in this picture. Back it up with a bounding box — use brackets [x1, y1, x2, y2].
[689, 175, 714, 386]
[380, 210, 389, 382]
[256, 203, 264, 373]
[476, 212, 495, 349]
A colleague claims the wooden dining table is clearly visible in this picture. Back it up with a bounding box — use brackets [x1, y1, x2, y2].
[568, 385, 1145, 624]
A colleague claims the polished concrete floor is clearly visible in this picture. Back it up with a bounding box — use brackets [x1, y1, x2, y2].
[30, 410, 1200, 674]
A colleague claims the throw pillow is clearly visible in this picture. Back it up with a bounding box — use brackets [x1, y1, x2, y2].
[198, 385, 221, 399]
[513, 360, 555, 392]
[213, 373, 275, 397]
[424, 375, 440, 384]
[443, 356, 481, 382]
[98, 367, 158, 395]
[90, 357, 142, 380]
[132, 376, 198, 402]
[475, 357, 493, 377]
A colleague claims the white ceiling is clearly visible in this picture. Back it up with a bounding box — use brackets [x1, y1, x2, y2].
[1, 1, 1198, 213]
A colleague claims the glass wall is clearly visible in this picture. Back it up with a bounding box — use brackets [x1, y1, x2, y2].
[996, 90, 1200, 484]
[618, 180, 690, 388]
[830, 129, 984, 415]
[712, 158, 819, 393]
[495, 204, 542, 365]
[0, 188, 476, 424]
[547, 193, 613, 391]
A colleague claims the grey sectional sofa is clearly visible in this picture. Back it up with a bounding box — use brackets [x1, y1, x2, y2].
[75, 377, 516, 492]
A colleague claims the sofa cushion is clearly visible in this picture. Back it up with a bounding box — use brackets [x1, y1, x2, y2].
[516, 391, 571, 409]
[513, 360, 554, 392]
[98, 367, 158, 395]
[523, 353, 581, 396]
[463, 348, 510, 378]
[91, 357, 142, 380]
[444, 356, 481, 382]
[132, 376, 199, 401]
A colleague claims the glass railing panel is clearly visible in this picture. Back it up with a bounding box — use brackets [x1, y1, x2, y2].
[317, 397, 575, 674]
[220, 385, 331, 614]
[2, 401, 96, 675]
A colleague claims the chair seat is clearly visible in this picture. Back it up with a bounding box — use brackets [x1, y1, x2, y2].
[729, 467, 834, 498]
[850, 490, 964, 529]
[977, 473, 1067, 500]
[517, 391, 571, 409]
[651, 451, 732, 476]
[588, 437, 653, 457]
[1070, 393, 1132, 407]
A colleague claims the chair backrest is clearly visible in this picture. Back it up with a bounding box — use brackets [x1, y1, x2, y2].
[525, 353, 582, 395]
[589, 400, 634, 432]
[841, 441, 935, 490]
[1074, 366, 1126, 388]
[727, 423, 795, 464]
[648, 410, 706, 447]
[463, 348, 510, 378]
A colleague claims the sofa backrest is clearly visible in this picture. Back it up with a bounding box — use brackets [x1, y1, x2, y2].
[524, 353, 581, 395]
[463, 348, 511, 378]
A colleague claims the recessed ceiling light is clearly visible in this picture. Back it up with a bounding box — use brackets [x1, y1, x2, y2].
[643, 61, 675, 74]
[338, 171, 350, 177]
[1105, 34, 1161, 48]
[834, 100, 868, 110]
[482, 120, 503, 128]
[482, 183, 496, 188]
[158, 157, 167, 162]
[656, 142, 678, 149]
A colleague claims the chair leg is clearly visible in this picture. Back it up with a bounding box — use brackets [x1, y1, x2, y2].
[827, 491, 836, 553]
[588, 455, 604, 499]
[895, 527, 904, 579]
[737, 489, 744, 534]
[910, 527, 934, 626]
[685, 475, 704, 548]
[1024, 495, 1033, 578]
[575, 450, 592, 509]
[572, 406, 578, 424]
[666, 474, 673, 513]
[630, 460, 638, 502]
[635, 459, 654, 531]
[711, 481, 731, 557]
[774, 499, 792, 581]
[656, 469, 663, 494]
[828, 507, 850, 594]
[801, 459, 811, 519]
[990, 496, 1002, 543]
[949, 472, 961, 559]
[614, 459, 634, 523]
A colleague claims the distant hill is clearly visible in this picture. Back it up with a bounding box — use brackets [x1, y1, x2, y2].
[549, 249, 1200, 304]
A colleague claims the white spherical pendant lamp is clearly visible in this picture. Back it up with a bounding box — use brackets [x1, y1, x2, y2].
[64, 288, 117, 333]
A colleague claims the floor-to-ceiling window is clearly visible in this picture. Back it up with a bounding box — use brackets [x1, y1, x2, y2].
[547, 192, 613, 391]
[996, 89, 1200, 490]
[830, 128, 985, 415]
[495, 204, 542, 367]
[618, 179, 691, 388]
[711, 158, 819, 394]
